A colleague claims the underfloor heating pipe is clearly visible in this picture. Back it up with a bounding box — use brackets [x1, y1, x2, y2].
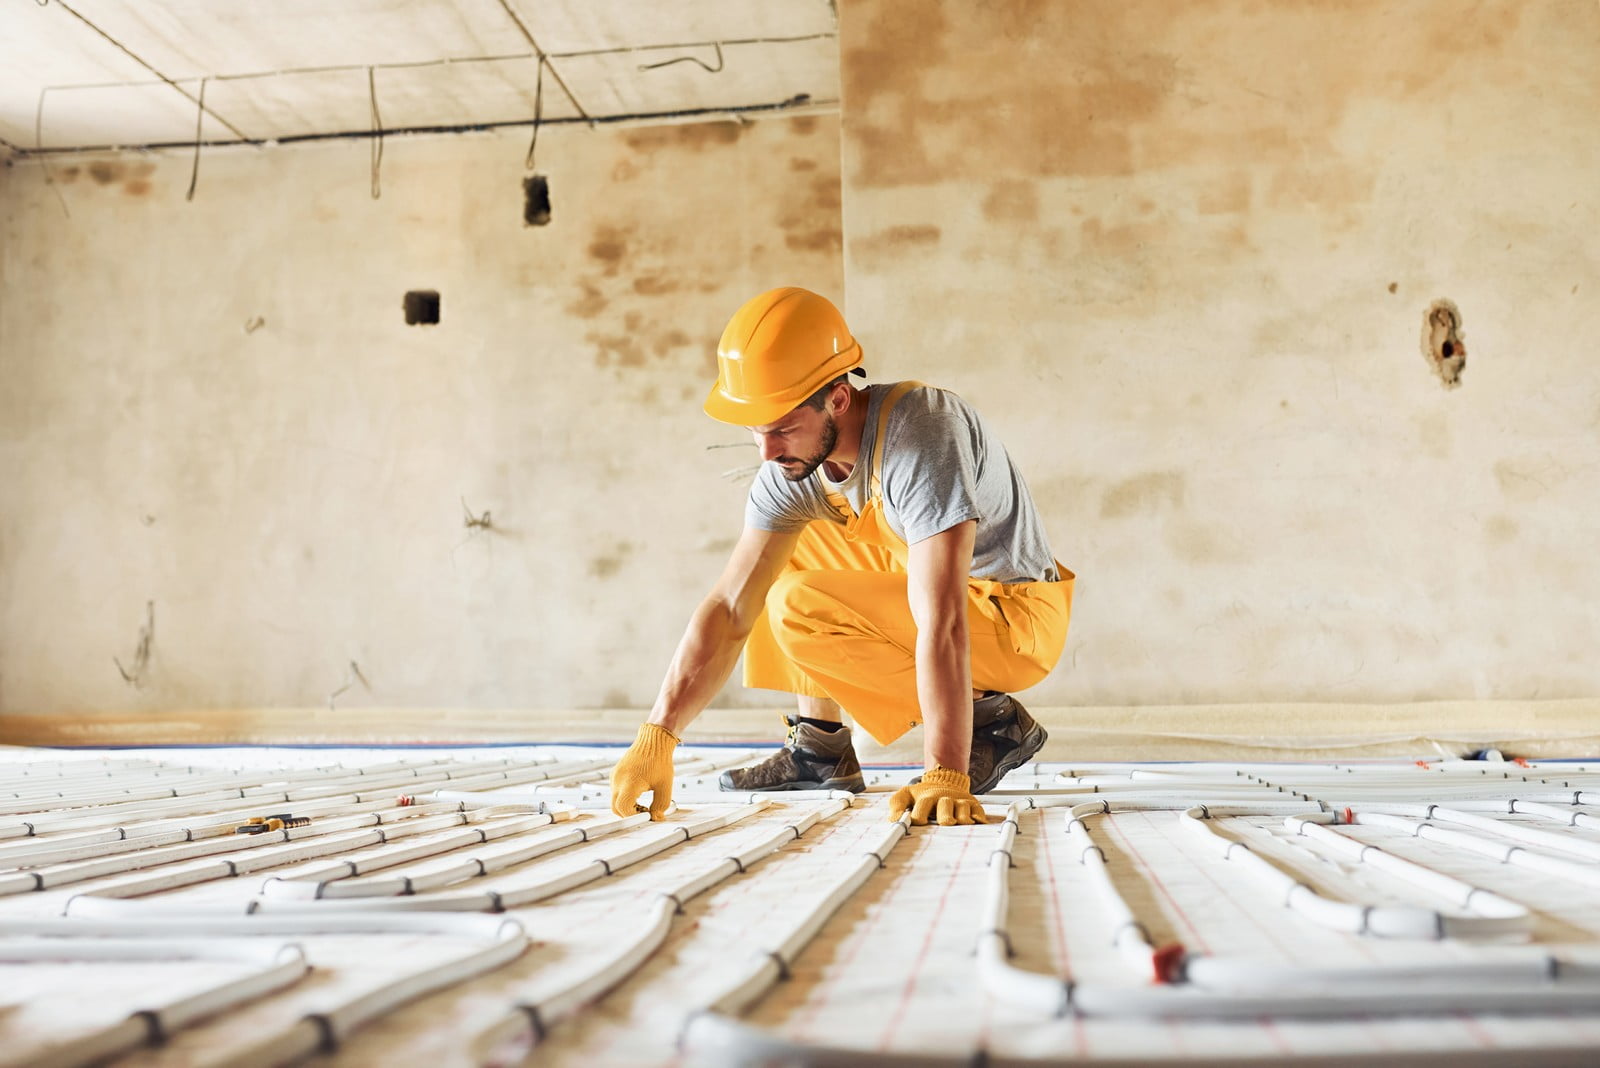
[7, 912, 528, 1068]
[244, 801, 774, 914]
[258, 812, 646, 900]
[972, 803, 1600, 1020]
[470, 797, 856, 1063]
[58, 807, 553, 903]
[1353, 810, 1600, 889]
[0, 929, 310, 1068]
[0, 786, 561, 870]
[1178, 806, 1531, 939]
[683, 810, 911, 1030]
[0, 756, 609, 840]
[683, 1011, 1600, 1067]
[1282, 812, 1531, 935]
[1344, 802, 1600, 861]
[1, 805, 557, 896]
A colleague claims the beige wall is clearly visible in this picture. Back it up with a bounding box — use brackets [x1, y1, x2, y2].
[839, 0, 1600, 706]
[0, 114, 843, 719]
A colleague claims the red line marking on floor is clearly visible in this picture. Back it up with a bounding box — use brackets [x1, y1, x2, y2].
[1457, 1011, 1498, 1048]
[876, 830, 974, 1050]
[786, 815, 897, 1037]
[1100, 812, 1210, 953]
[1258, 1016, 1294, 1056]
[1036, 808, 1088, 1058]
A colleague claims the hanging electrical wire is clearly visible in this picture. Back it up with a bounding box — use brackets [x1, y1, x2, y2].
[368, 65, 383, 199]
[640, 41, 724, 73]
[185, 76, 207, 201]
[523, 55, 545, 172]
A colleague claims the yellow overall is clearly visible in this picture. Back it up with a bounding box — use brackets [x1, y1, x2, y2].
[741, 382, 1075, 745]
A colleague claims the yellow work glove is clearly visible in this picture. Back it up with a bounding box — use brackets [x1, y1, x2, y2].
[887, 766, 989, 826]
[610, 722, 679, 820]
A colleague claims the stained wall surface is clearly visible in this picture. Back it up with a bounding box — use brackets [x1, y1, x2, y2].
[838, 0, 1600, 706]
[0, 114, 844, 717]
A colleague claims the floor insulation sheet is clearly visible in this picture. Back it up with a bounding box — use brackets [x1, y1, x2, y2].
[1, 744, 1599, 1066]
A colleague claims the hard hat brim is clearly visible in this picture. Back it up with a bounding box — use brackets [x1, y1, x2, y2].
[702, 349, 864, 427]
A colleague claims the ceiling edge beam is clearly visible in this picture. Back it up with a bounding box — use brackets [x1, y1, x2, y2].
[6, 95, 837, 159]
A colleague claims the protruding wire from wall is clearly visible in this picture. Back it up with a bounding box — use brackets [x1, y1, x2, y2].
[327, 659, 370, 710]
[524, 56, 545, 171]
[185, 76, 207, 201]
[32, 87, 70, 218]
[640, 42, 725, 74]
[368, 66, 383, 199]
[114, 600, 154, 688]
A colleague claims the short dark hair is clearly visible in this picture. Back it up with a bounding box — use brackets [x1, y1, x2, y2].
[800, 374, 850, 412]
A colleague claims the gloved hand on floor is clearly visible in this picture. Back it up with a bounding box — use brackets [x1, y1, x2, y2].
[887, 766, 989, 826]
[610, 722, 679, 820]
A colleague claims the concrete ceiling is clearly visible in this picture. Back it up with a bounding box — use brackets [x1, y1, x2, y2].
[0, 0, 839, 153]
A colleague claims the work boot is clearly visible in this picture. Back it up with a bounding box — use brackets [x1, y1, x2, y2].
[719, 716, 866, 793]
[911, 692, 1048, 795]
[967, 691, 1047, 794]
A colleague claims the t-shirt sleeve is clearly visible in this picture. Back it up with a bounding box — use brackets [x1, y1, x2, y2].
[745, 462, 824, 534]
[880, 407, 984, 545]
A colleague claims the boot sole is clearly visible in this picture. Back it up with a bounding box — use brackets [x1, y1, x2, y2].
[718, 772, 866, 794]
[972, 722, 1048, 795]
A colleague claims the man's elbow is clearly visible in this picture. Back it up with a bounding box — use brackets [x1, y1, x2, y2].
[917, 609, 969, 651]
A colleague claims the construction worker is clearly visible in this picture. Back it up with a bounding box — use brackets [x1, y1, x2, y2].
[610, 288, 1073, 827]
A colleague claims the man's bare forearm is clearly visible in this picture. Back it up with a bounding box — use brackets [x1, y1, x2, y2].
[918, 617, 973, 771]
[647, 597, 748, 736]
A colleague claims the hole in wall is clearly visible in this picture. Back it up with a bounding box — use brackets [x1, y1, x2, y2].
[524, 175, 552, 226]
[1421, 299, 1466, 389]
[404, 290, 441, 326]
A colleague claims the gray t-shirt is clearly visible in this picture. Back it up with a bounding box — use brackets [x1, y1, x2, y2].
[745, 383, 1059, 583]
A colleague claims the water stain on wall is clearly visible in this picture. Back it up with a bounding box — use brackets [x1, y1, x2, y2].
[843, 0, 1533, 197]
[566, 282, 609, 320]
[623, 122, 742, 153]
[1493, 457, 1559, 503]
[779, 173, 844, 254]
[981, 180, 1039, 224]
[56, 160, 156, 195]
[1166, 520, 1245, 565]
[848, 224, 942, 269]
[1484, 515, 1519, 545]
[588, 331, 647, 369]
[588, 541, 637, 579]
[651, 329, 692, 357]
[633, 276, 680, 296]
[1101, 471, 1186, 518]
[588, 227, 629, 278]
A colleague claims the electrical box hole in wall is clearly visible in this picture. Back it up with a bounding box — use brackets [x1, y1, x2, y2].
[404, 291, 441, 326]
[524, 176, 551, 227]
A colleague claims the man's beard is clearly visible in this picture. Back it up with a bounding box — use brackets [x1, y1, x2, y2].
[776, 413, 838, 482]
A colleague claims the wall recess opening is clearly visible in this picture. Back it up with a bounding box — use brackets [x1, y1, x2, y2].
[1421, 299, 1466, 388]
[524, 175, 552, 226]
[404, 290, 440, 326]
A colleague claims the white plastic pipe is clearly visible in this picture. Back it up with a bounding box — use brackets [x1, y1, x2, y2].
[471, 797, 855, 1062]
[19, 911, 531, 1068]
[248, 803, 771, 914]
[0, 927, 308, 1068]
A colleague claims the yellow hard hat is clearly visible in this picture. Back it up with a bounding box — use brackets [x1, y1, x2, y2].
[703, 287, 865, 426]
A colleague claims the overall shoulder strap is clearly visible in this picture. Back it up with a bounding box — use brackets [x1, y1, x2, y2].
[869, 381, 926, 497]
